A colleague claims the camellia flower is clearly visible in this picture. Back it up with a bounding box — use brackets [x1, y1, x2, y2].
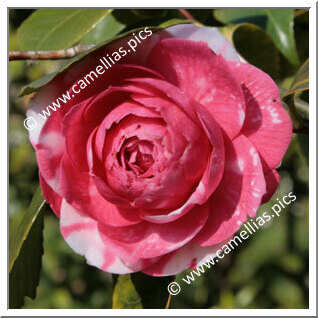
[27, 24, 292, 276]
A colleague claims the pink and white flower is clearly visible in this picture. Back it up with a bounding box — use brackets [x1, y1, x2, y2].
[28, 24, 292, 276]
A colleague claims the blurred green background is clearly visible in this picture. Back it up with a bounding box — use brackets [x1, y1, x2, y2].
[9, 8, 309, 309]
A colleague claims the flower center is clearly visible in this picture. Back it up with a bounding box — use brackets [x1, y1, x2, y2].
[118, 137, 155, 178]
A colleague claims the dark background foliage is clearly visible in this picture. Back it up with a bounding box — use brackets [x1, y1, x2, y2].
[9, 8, 309, 309]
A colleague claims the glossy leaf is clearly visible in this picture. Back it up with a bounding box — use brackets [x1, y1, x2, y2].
[293, 96, 309, 127]
[283, 59, 309, 97]
[19, 26, 162, 97]
[214, 9, 299, 66]
[294, 10, 309, 64]
[19, 72, 57, 97]
[282, 59, 309, 131]
[112, 273, 174, 309]
[9, 187, 46, 308]
[81, 10, 139, 45]
[264, 9, 299, 66]
[17, 9, 112, 50]
[220, 23, 279, 80]
[215, 9, 267, 25]
[282, 94, 308, 134]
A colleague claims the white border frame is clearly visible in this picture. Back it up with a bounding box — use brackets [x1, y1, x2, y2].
[3, 1, 316, 316]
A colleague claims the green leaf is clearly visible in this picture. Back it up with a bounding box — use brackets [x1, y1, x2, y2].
[81, 10, 139, 45]
[220, 23, 279, 80]
[82, 10, 194, 45]
[214, 9, 299, 66]
[294, 96, 309, 123]
[19, 26, 163, 97]
[112, 273, 174, 309]
[264, 9, 299, 66]
[294, 10, 309, 64]
[282, 59, 309, 132]
[9, 187, 46, 308]
[232, 24, 279, 80]
[215, 9, 267, 25]
[19, 72, 57, 97]
[284, 59, 309, 97]
[283, 94, 308, 133]
[17, 9, 112, 51]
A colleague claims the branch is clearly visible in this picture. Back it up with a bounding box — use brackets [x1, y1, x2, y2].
[179, 9, 197, 22]
[9, 44, 94, 61]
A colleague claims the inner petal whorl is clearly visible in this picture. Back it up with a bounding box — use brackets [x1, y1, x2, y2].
[118, 137, 155, 178]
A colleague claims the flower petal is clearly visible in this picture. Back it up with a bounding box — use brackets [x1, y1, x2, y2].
[146, 38, 245, 139]
[229, 61, 293, 171]
[143, 240, 226, 276]
[35, 117, 65, 194]
[60, 154, 141, 226]
[39, 173, 62, 217]
[194, 135, 266, 246]
[120, 78, 225, 223]
[97, 203, 209, 265]
[262, 169, 280, 203]
[166, 24, 239, 61]
[60, 199, 155, 274]
[61, 65, 163, 171]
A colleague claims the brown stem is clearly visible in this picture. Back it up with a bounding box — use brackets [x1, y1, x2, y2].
[9, 44, 94, 61]
[165, 293, 172, 309]
[179, 9, 197, 21]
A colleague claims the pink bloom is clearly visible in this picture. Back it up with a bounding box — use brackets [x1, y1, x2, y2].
[28, 24, 292, 276]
